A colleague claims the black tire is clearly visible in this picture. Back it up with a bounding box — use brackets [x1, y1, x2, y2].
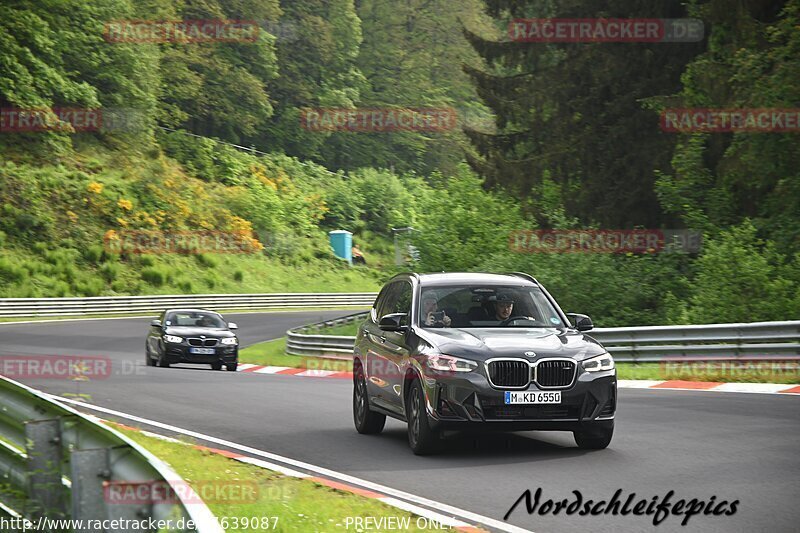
[353, 364, 386, 434]
[145, 345, 154, 366]
[406, 379, 442, 455]
[225, 362, 238, 372]
[574, 421, 614, 449]
[211, 362, 223, 371]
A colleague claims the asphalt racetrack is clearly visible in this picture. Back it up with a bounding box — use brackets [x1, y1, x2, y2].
[1, 312, 798, 532]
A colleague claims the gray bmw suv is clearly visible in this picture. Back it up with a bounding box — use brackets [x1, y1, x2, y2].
[352, 272, 616, 454]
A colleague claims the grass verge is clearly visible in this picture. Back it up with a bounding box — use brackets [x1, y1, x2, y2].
[114, 426, 455, 532]
[241, 339, 800, 384]
[239, 338, 351, 373]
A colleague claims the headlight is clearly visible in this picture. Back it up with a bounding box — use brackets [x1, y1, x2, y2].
[163, 335, 183, 344]
[220, 337, 238, 345]
[425, 353, 477, 373]
[582, 353, 615, 372]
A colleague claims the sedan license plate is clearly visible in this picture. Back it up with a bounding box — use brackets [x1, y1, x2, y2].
[189, 347, 215, 355]
[504, 391, 561, 404]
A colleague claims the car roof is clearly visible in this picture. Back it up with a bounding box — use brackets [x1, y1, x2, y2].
[408, 272, 539, 287]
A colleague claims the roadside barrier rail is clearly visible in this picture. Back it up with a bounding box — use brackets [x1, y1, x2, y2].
[0, 293, 378, 318]
[0, 375, 223, 531]
[286, 311, 368, 357]
[286, 318, 800, 362]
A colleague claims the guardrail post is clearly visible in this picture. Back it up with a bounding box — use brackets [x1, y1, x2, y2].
[25, 418, 66, 520]
[71, 447, 110, 529]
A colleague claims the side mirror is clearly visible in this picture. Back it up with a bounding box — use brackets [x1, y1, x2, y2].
[566, 313, 593, 332]
[150, 319, 162, 328]
[228, 322, 238, 330]
[378, 313, 408, 332]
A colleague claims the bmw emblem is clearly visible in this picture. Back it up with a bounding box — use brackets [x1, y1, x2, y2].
[524, 351, 536, 357]
[201, 335, 206, 339]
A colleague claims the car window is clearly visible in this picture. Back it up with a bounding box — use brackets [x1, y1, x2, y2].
[375, 282, 400, 321]
[391, 281, 413, 325]
[372, 284, 392, 322]
[165, 311, 226, 328]
[419, 285, 565, 328]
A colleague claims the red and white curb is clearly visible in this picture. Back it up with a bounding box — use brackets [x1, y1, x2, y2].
[238, 363, 351, 379]
[617, 379, 800, 394]
[238, 364, 800, 395]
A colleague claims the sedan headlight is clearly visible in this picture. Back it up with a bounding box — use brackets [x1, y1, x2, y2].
[163, 335, 183, 344]
[582, 353, 615, 372]
[425, 353, 477, 373]
[220, 337, 238, 345]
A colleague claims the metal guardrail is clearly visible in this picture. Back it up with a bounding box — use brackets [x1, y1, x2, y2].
[285, 318, 800, 362]
[0, 375, 223, 532]
[0, 293, 378, 318]
[286, 311, 368, 357]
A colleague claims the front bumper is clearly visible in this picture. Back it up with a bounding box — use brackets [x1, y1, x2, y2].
[422, 366, 616, 432]
[163, 343, 238, 364]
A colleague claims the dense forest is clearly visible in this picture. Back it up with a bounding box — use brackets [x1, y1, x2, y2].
[0, 0, 797, 325]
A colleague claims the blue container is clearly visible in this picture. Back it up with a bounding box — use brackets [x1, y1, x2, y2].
[328, 230, 353, 264]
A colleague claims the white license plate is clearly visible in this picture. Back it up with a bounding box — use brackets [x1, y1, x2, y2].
[504, 391, 561, 404]
[189, 347, 215, 355]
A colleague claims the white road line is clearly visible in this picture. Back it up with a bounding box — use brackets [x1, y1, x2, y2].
[252, 365, 291, 374]
[710, 382, 792, 394]
[617, 380, 665, 388]
[50, 395, 534, 533]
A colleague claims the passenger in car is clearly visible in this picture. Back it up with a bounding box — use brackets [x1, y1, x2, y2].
[422, 294, 452, 327]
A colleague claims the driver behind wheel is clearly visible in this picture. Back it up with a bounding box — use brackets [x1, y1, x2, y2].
[491, 293, 515, 322]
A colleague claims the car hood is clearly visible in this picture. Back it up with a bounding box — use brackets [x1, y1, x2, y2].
[416, 327, 606, 362]
[163, 326, 235, 338]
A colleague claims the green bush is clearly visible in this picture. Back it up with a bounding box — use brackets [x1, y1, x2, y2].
[233, 270, 244, 282]
[83, 245, 104, 263]
[195, 253, 219, 268]
[688, 222, 799, 323]
[99, 262, 120, 282]
[141, 266, 170, 287]
[0, 257, 26, 283]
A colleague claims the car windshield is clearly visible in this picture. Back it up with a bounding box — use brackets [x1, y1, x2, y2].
[165, 311, 227, 329]
[418, 285, 565, 329]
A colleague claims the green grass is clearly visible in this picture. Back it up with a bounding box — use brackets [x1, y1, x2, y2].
[239, 338, 352, 372]
[616, 362, 800, 384]
[0, 245, 385, 298]
[115, 426, 458, 532]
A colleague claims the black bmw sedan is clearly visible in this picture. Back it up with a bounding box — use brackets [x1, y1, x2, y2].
[146, 309, 239, 371]
[353, 272, 616, 454]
